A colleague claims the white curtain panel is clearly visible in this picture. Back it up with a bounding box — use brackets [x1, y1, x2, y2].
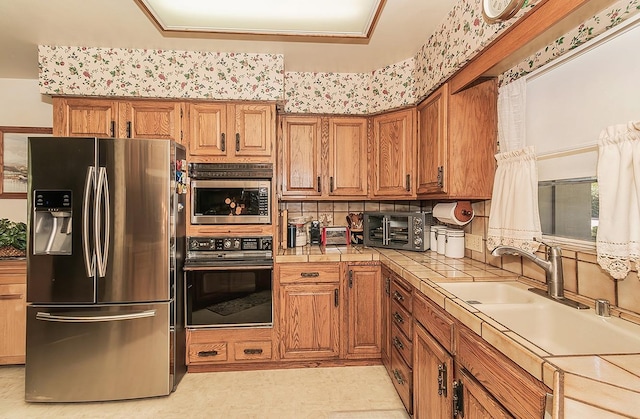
[487, 147, 543, 252]
[596, 121, 640, 279]
[487, 79, 542, 252]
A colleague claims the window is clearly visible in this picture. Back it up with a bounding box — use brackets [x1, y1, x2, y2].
[538, 178, 598, 242]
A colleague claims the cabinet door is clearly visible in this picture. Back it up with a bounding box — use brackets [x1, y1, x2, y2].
[457, 368, 513, 419]
[344, 265, 381, 359]
[328, 117, 368, 196]
[232, 104, 273, 157]
[280, 116, 322, 197]
[413, 322, 453, 419]
[187, 102, 228, 156]
[0, 284, 26, 364]
[370, 108, 416, 198]
[416, 84, 448, 195]
[279, 283, 340, 359]
[53, 97, 118, 137]
[119, 101, 182, 141]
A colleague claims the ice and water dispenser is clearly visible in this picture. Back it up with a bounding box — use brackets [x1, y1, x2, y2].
[33, 190, 73, 255]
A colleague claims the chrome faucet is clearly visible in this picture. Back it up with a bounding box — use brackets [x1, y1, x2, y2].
[491, 245, 589, 309]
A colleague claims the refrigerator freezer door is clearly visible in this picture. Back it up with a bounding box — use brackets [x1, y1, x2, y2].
[97, 139, 171, 303]
[25, 303, 170, 402]
[27, 137, 98, 304]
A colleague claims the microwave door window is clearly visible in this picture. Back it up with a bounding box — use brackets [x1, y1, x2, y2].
[195, 188, 261, 216]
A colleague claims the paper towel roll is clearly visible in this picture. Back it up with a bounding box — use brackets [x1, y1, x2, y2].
[433, 201, 474, 226]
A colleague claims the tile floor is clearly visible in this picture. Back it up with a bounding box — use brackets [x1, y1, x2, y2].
[0, 365, 408, 419]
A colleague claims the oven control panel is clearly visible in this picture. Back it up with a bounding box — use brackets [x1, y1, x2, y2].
[188, 236, 273, 252]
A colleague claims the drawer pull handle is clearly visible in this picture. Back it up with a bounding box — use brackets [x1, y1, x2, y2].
[393, 290, 404, 302]
[244, 348, 263, 355]
[197, 350, 219, 357]
[393, 369, 406, 385]
[0, 294, 23, 300]
[392, 336, 404, 350]
[393, 312, 404, 324]
[300, 272, 320, 278]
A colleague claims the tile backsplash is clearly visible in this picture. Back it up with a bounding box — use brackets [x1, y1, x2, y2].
[280, 200, 432, 228]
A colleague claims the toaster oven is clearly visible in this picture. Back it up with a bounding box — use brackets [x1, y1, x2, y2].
[363, 211, 433, 251]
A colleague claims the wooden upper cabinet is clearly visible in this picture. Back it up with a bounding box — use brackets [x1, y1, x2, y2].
[119, 101, 182, 141]
[370, 108, 416, 199]
[280, 115, 367, 199]
[416, 79, 498, 199]
[233, 104, 272, 157]
[53, 97, 182, 142]
[328, 117, 368, 197]
[416, 84, 448, 195]
[187, 102, 227, 156]
[187, 102, 274, 161]
[53, 97, 118, 137]
[280, 116, 323, 197]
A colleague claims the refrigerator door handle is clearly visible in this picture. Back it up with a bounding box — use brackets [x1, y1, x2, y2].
[95, 167, 111, 278]
[82, 166, 96, 277]
[35, 310, 157, 323]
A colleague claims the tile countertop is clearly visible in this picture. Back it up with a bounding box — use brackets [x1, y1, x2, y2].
[276, 245, 640, 418]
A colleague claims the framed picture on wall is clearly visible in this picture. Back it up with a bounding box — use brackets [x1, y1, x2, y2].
[0, 126, 53, 198]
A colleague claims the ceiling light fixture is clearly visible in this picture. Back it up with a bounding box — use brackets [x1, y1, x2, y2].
[136, 0, 385, 41]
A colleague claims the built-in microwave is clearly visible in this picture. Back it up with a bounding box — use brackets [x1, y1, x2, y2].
[189, 163, 272, 225]
[363, 211, 433, 251]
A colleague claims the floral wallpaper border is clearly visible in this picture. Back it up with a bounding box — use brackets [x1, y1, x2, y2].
[39, 46, 285, 101]
[38, 0, 640, 114]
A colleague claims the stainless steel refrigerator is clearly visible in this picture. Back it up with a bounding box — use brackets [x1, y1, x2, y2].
[25, 137, 187, 402]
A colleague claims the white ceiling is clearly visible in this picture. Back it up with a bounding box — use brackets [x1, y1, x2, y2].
[0, 0, 455, 80]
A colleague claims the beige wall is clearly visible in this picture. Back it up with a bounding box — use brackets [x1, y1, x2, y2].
[0, 78, 52, 222]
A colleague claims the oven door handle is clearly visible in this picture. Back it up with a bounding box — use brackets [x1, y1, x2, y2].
[183, 264, 273, 271]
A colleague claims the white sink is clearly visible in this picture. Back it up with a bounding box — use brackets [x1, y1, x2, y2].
[438, 281, 539, 304]
[479, 302, 640, 355]
[438, 281, 640, 355]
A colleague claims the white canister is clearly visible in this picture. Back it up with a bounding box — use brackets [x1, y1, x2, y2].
[445, 229, 465, 259]
[436, 228, 447, 255]
[430, 225, 439, 251]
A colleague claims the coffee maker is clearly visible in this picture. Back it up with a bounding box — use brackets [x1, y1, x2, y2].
[309, 220, 321, 245]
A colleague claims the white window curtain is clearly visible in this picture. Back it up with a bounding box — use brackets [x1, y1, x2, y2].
[487, 78, 543, 253]
[596, 121, 640, 279]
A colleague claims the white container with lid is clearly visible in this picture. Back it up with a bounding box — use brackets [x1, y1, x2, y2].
[436, 228, 447, 255]
[430, 225, 439, 251]
[445, 229, 465, 258]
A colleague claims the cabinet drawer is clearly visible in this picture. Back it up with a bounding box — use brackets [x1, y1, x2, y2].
[279, 263, 339, 284]
[390, 279, 412, 313]
[188, 342, 228, 364]
[390, 347, 413, 414]
[234, 341, 272, 361]
[413, 290, 455, 353]
[391, 323, 412, 367]
[391, 300, 412, 339]
[457, 325, 549, 419]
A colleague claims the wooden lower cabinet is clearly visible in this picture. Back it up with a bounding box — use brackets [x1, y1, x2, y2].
[455, 367, 513, 419]
[382, 264, 550, 419]
[0, 260, 27, 365]
[381, 266, 392, 372]
[187, 328, 274, 366]
[343, 264, 382, 359]
[413, 323, 454, 419]
[278, 263, 341, 360]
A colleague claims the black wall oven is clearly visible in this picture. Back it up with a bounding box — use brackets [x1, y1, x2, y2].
[184, 236, 273, 328]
